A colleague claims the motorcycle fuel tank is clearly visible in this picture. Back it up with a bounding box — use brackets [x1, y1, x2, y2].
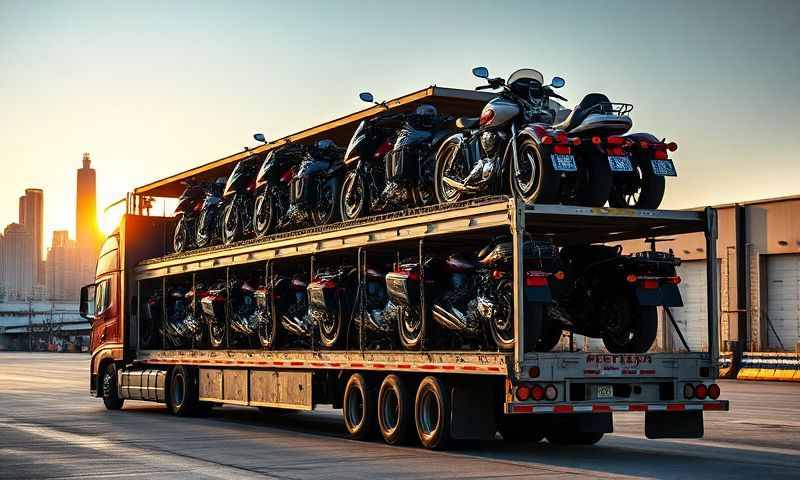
[481, 97, 520, 128]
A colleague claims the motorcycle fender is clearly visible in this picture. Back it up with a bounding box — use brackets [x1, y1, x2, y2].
[517, 125, 550, 145]
[659, 284, 684, 307]
[524, 285, 552, 304]
[634, 286, 663, 306]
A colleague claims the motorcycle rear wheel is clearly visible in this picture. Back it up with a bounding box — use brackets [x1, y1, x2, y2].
[601, 299, 658, 353]
[490, 280, 516, 350]
[340, 171, 368, 221]
[434, 139, 467, 204]
[318, 302, 343, 349]
[510, 138, 560, 204]
[536, 314, 563, 352]
[608, 161, 665, 209]
[195, 210, 215, 248]
[572, 151, 612, 207]
[311, 177, 341, 226]
[253, 192, 276, 237]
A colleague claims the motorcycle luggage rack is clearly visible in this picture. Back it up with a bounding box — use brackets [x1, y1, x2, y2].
[585, 102, 634, 116]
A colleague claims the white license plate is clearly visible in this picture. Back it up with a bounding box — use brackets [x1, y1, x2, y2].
[597, 385, 614, 399]
[551, 154, 577, 172]
[651, 159, 677, 176]
[608, 155, 633, 172]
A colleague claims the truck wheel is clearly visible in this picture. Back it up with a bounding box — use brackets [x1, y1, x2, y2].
[343, 373, 377, 440]
[168, 365, 200, 417]
[101, 363, 124, 410]
[498, 416, 544, 443]
[415, 376, 451, 450]
[377, 374, 412, 445]
[602, 301, 658, 353]
[546, 431, 604, 446]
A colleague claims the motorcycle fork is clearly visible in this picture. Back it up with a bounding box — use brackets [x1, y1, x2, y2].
[510, 123, 521, 178]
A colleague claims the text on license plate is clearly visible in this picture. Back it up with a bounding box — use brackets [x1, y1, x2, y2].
[551, 154, 577, 172]
[597, 385, 614, 399]
[608, 155, 633, 172]
[651, 159, 677, 176]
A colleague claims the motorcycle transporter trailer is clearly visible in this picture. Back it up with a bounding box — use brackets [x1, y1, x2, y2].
[82, 195, 728, 449]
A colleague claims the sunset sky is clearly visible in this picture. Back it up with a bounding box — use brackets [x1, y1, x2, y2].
[1, 0, 799, 248]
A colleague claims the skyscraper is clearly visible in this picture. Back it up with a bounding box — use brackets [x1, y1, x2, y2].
[76, 153, 100, 286]
[0, 223, 35, 299]
[19, 188, 44, 284]
[46, 230, 80, 300]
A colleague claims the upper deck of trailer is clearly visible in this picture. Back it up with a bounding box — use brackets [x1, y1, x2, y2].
[134, 196, 710, 280]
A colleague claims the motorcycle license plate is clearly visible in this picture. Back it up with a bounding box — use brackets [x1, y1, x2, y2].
[551, 154, 577, 172]
[596, 385, 614, 399]
[651, 159, 677, 176]
[608, 155, 634, 172]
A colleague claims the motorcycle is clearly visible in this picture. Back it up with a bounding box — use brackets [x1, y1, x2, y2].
[339, 96, 453, 220]
[352, 265, 396, 347]
[252, 136, 306, 238]
[227, 279, 260, 344]
[221, 152, 261, 245]
[195, 177, 227, 248]
[305, 266, 357, 348]
[278, 140, 345, 230]
[172, 179, 206, 253]
[550, 243, 683, 353]
[144, 286, 205, 347]
[200, 281, 228, 348]
[270, 274, 312, 346]
[552, 94, 678, 209]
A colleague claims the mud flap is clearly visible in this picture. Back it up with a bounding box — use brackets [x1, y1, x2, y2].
[543, 412, 613, 434]
[645, 410, 703, 439]
[449, 378, 498, 440]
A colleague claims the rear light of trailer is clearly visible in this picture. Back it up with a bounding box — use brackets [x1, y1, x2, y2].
[707, 383, 720, 400]
[544, 384, 558, 401]
[694, 384, 708, 399]
[531, 384, 545, 401]
[515, 385, 531, 401]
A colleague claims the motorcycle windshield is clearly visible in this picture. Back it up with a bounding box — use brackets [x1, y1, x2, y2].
[258, 152, 276, 180]
[224, 162, 245, 197]
[344, 120, 366, 161]
[507, 68, 544, 86]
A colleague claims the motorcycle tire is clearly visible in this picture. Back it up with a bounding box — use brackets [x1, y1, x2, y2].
[340, 171, 368, 221]
[434, 138, 466, 204]
[257, 309, 279, 349]
[253, 192, 276, 237]
[209, 321, 226, 349]
[574, 151, 613, 207]
[173, 216, 190, 253]
[510, 138, 560, 205]
[194, 209, 214, 248]
[490, 280, 516, 351]
[398, 305, 426, 350]
[608, 160, 665, 210]
[601, 302, 658, 353]
[536, 315, 563, 352]
[318, 299, 344, 349]
[222, 202, 242, 246]
[311, 176, 341, 226]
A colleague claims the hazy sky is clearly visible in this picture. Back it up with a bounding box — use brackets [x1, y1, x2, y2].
[1, 0, 799, 248]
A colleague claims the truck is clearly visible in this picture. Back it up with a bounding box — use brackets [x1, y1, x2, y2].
[80, 87, 728, 450]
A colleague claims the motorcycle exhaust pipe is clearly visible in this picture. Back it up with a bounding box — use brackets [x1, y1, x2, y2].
[442, 176, 480, 193]
[281, 314, 309, 338]
[431, 304, 468, 332]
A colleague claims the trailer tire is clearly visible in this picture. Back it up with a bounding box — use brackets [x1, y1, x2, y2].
[343, 373, 377, 440]
[415, 376, 451, 450]
[377, 374, 412, 445]
[546, 431, 604, 446]
[168, 365, 199, 417]
[101, 363, 124, 411]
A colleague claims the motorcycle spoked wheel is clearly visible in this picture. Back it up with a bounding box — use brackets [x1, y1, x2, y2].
[222, 202, 242, 246]
[340, 171, 368, 221]
[607, 160, 665, 210]
[600, 297, 658, 353]
[397, 305, 426, 350]
[311, 176, 341, 226]
[434, 140, 467, 204]
[317, 299, 344, 349]
[510, 138, 561, 205]
[257, 309, 279, 349]
[209, 321, 226, 348]
[253, 193, 277, 238]
[490, 280, 516, 350]
[173, 217, 190, 253]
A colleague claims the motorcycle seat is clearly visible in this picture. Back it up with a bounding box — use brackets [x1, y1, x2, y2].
[456, 117, 480, 129]
[552, 93, 612, 132]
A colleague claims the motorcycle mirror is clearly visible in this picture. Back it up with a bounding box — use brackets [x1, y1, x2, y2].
[550, 76, 565, 88]
[359, 92, 374, 103]
[253, 133, 267, 143]
[472, 66, 489, 79]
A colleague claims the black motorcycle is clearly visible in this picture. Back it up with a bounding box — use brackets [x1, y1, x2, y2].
[221, 153, 261, 245]
[173, 179, 206, 253]
[340, 96, 453, 220]
[200, 282, 228, 348]
[278, 140, 344, 230]
[252, 138, 306, 238]
[434, 67, 608, 207]
[227, 279, 260, 344]
[271, 274, 312, 346]
[551, 243, 683, 353]
[352, 264, 396, 347]
[305, 266, 357, 348]
[195, 177, 227, 248]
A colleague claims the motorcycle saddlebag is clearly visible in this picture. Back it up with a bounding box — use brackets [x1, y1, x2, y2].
[386, 272, 420, 306]
[307, 281, 337, 310]
[385, 147, 415, 181]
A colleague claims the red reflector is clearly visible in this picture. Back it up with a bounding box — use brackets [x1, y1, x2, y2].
[556, 132, 568, 144]
[707, 383, 720, 400]
[592, 136, 602, 145]
[653, 150, 668, 160]
[553, 405, 573, 413]
[665, 276, 681, 285]
[607, 136, 625, 145]
[531, 385, 544, 401]
[525, 272, 548, 287]
[643, 279, 659, 289]
[541, 135, 553, 145]
[626, 274, 638, 283]
[694, 384, 707, 399]
[553, 145, 571, 155]
[515, 385, 531, 401]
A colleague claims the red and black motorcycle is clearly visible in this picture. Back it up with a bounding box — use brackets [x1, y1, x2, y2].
[252, 135, 306, 238]
[172, 179, 207, 253]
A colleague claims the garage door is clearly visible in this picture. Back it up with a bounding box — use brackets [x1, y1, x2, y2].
[766, 255, 800, 351]
[669, 260, 719, 352]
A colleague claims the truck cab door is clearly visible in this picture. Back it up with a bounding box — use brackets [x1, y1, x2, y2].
[87, 276, 118, 350]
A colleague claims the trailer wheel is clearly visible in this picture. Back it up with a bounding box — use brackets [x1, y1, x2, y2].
[101, 363, 124, 410]
[377, 374, 412, 445]
[546, 431, 604, 446]
[415, 376, 450, 450]
[168, 365, 200, 417]
[343, 373, 377, 440]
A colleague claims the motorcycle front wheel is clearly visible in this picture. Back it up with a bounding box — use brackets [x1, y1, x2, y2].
[398, 305, 425, 350]
[339, 171, 368, 221]
[318, 304, 343, 349]
[253, 192, 277, 237]
[173, 216, 190, 253]
[311, 176, 341, 226]
[209, 321, 226, 348]
[601, 298, 658, 353]
[257, 309, 279, 349]
[222, 202, 242, 245]
[510, 138, 560, 205]
[194, 209, 215, 248]
[434, 139, 467, 204]
[608, 161, 665, 209]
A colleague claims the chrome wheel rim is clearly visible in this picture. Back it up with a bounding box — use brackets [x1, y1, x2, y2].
[342, 173, 363, 220]
[254, 195, 271, 235]
[440, 146, 462, 202]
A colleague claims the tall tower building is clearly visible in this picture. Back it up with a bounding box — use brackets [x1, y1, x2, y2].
[46, 230, 80, 300]
[19, 188, 44, 284]
[76, 153, 100, 252]
[1, 223, 35, 299]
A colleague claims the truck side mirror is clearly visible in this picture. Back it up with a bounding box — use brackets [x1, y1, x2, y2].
[80, 284, 96, 321]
